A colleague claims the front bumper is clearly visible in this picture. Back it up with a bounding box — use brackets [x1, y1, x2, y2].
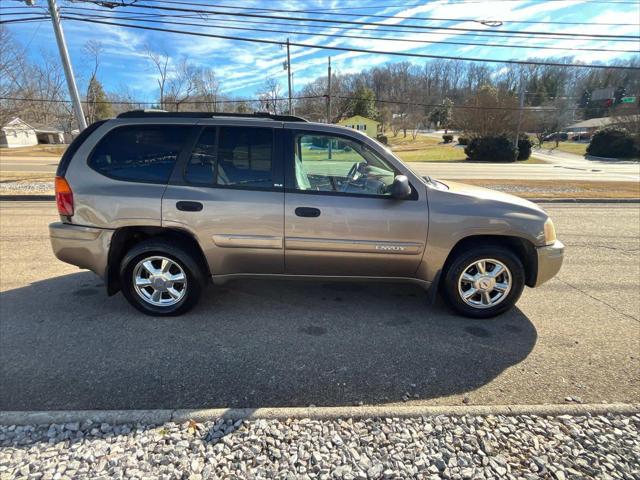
[49, 222, 114, 279]
[534, 240, 564, 287]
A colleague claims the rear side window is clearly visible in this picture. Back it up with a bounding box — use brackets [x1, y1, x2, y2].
[89, 125, 189, 183]
[184, 126, 273, 188]
[56, 120, 106, 177]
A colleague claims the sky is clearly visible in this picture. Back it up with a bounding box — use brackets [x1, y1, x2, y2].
[5, 0, 640, 102]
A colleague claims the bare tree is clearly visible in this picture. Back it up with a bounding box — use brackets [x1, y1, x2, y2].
[408, 109, 424, 140]
[456, 86, 519, 137]
[0, 26, 69, 129]
[259, 78, 282, 114]
[0, 26, 24, 126]
[165, 58, 198, 111]
[527, 98, 574, 148]
[195, 66, 219, 112]
[83, 40, 102, 123]
[145, 45, 170, 109]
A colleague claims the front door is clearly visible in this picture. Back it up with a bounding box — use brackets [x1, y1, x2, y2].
[163, 124, 284, 276]
[284, 130, 428, 277]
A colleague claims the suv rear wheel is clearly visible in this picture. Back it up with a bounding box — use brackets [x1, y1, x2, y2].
[442, 246, 525, 318]
[120, 239, 205, 316]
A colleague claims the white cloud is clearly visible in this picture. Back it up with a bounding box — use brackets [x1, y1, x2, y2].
[10, 0, 637, 101]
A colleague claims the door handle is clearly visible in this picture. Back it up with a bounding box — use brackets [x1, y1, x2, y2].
[176, 201, 203, 212]
[295, 207, 321, 218]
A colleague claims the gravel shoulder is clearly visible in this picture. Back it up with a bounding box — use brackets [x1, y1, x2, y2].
[2, 413, 638, 479]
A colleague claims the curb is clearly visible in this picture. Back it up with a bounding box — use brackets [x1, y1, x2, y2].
[0, 195, 55, 201]
[1, 403, 638, 426]
[532, 198, 639, 204]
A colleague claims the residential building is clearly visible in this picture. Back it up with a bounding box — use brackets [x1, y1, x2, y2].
[337, 115, 380, 138]
[565, 115, 639, 139]
[0, 118, 38, 148]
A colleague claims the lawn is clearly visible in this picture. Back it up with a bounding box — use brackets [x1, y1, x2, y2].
[387, 134, 466, 162]
[537, 141, 588, 156]
[392, 145, 468, 162]
[387, 134, 545, 163]
[0, 144, 67, 157]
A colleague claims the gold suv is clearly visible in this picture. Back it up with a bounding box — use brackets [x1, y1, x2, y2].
[50, 111, 563, 318]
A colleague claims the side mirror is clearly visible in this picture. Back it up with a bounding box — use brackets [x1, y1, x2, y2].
[391, 175, 411, 199]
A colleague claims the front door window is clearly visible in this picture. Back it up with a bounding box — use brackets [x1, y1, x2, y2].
[294, 134, 396, 197]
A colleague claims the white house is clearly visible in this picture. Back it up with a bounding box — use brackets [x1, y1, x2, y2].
[0, 118, 38, 148]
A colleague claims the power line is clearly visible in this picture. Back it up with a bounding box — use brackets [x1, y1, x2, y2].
[74, 0, 640, 40]
[61, 16, 640, 70]
[0, 16, 50, 24]
[59, 10, 639, 54]
[58, 5, 639, 43]
[282, 0, 640, 8]
[144, 0, 640, 27]
[0, 95, 322, 105]
[0, 95, 602, 112]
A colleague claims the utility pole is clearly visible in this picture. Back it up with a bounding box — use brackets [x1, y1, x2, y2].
[514, 75, 526, 159]
[326, 57, 332, 124]
[46, 0, 87, 130]
[291, 72, 295, 114]
[285, 38, 293, 115]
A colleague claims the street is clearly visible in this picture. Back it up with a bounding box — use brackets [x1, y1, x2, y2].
[1, 151, 639, 182]
[0, 201, 638, 411]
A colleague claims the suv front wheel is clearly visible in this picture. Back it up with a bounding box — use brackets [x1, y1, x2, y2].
[441, 246, 525, 318]
[120, 239, 205, 316]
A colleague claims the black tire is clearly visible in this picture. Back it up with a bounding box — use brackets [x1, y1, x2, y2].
[441, 245, 525, 319]
[119, 238, 206, 316]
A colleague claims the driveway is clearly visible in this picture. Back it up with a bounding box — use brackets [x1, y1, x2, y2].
[0, 201, 638, 411]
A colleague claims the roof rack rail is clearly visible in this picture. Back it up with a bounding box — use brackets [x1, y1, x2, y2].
[116, 110, 308, 122]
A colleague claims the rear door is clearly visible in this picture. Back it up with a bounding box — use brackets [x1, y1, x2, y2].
[283, 128, 428, 277]
[162, 122, 284, 276]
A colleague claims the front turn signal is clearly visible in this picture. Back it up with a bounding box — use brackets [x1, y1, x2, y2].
[544, 217, 557, 245]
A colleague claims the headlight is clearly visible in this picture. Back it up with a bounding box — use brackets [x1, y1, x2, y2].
[544, 217, 557, 245]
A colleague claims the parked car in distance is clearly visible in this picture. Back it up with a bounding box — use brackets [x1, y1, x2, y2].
[543, 132, 569, 142]
[570, 131, 592, 142]
[50, 111, 564, 318]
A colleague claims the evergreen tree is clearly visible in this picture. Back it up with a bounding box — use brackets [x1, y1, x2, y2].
[86, 77, 113, 122]
[348, 86, 377, 119]
[429, 98, 454, 129]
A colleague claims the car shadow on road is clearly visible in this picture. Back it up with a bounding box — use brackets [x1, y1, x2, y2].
[0, 272, 537, 411]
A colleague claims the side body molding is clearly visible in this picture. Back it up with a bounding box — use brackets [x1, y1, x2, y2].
[285, 237, 424, 255]
[213, 234, 283, 249]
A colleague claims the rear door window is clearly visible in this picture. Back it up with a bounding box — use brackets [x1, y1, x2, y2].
[89, 125, 189, 183]
[184, 126, 274, 189]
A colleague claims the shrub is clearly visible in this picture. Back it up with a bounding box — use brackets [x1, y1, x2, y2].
[465, 135, 517, 162]
[442, 134, 454, 143]
[376, 134, 388, 145]
[586, 127, 636, 158]
[457, 136, 469, 145]
[517, 134, 532, 160]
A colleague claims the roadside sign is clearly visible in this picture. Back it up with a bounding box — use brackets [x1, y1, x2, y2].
[621, 96, 636, 103]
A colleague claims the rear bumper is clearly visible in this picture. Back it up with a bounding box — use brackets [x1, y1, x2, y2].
[49, 222, 114, 279]
[534, 240, 564, 287]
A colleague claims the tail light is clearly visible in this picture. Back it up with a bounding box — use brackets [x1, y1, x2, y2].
[55, 176, 74, 216]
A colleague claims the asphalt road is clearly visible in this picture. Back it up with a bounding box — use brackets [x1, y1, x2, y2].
[0, 201, 638, 411]
[1, 153, 639, 182]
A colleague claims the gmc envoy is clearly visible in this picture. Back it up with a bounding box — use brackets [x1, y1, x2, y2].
[49, 111, 564, 318]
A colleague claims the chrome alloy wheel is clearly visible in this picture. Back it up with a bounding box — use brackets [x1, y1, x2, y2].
[132, 256, 187, 307]
[457, 259, 512, 309]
